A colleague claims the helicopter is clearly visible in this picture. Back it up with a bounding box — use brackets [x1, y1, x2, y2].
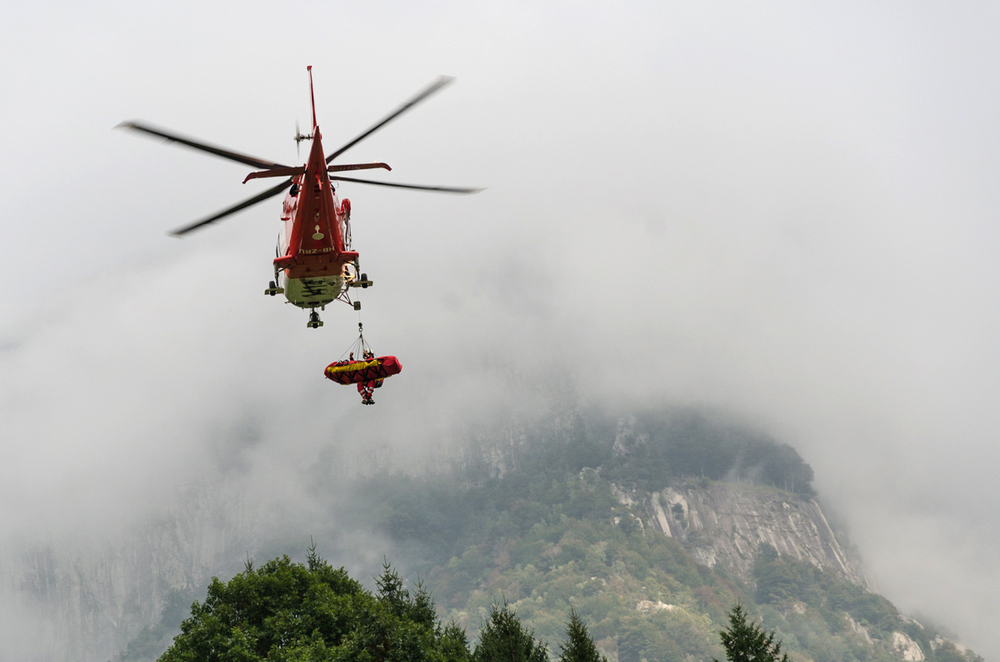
[118, 67, 480, 328]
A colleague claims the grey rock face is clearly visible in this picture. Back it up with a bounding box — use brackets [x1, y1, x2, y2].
[641, 479, 875, 589]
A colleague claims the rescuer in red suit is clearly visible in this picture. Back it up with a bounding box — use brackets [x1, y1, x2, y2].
[358, 350, 377, 405]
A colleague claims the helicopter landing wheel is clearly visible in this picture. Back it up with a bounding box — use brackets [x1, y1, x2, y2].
[307, 310, 324, 329]
[360, 272, 369, 289]
[264, 280, 284, 296]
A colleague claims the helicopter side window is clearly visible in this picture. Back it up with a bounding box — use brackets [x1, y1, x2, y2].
[289, 182, 299, 197]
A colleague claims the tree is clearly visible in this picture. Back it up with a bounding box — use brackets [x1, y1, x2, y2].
[558, 608, 607, 662]
[472, 600, 548, 662]
[713, 604, 788, 662]
[440, 622, 473, 662]
[158, 552, 469, 662]
[753, 545, 802, 605]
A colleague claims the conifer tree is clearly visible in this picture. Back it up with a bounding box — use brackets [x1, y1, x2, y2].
[472, 599, 548, 662]
[441, 621, 473, 662]
[558, 608, 607, 662]
[714, 604, 788, 662]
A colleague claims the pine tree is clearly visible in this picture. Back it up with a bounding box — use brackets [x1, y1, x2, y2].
[441, 621, 473, 662]
[376, 556, 407, 614]
[558, 608, 607, 662]
[472, 599, 548, 662]
[714, 604, 789, 662]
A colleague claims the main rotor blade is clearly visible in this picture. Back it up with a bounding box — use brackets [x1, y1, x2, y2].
[170, 178, 293, 237]
[325, 76, 455, 164]
[330, 176, 482, 194]
[117, 121, 290, 170]
[244, 166, 305, 183]
[244, 162, 391, 182]
[328, 162, 391, 172]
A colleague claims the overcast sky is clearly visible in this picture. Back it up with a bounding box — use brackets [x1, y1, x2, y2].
[2, 1, 1000, 658]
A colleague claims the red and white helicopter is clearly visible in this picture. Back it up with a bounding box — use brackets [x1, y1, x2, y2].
[119, 67, 479, 328]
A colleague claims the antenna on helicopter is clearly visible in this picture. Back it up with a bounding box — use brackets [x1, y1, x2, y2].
[307, 65, 318, 129]
[295, 66, 317, 159]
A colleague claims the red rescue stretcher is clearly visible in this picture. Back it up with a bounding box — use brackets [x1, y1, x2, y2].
[325, 355, 402, 405]
[324, 356, 402, 385]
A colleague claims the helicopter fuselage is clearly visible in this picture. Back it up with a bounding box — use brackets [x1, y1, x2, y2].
[272, 126, 358, 310]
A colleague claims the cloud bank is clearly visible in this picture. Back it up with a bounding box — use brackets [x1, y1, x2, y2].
[2, 1, 1000, 658]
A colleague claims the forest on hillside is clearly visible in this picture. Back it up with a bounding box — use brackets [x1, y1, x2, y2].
[115, 407, 980, 662]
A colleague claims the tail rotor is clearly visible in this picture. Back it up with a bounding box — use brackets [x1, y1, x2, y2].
[294, 120, 313, 158]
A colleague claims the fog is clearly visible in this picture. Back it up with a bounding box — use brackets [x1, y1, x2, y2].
[2, 1, 1000, 659]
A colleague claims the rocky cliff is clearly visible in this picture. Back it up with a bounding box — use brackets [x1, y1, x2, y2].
[602, 412, 874, 589]
[643, 480, 875, 589]
[604, 478, 972, 662]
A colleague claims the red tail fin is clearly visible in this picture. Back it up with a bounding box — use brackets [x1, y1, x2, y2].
[307, 65, 317, 129]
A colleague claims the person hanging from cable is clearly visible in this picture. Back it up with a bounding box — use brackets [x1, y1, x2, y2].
[357, 380, 376, 405]
[357, 348, 377, 404]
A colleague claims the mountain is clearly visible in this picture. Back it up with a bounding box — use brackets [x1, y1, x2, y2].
[0, 406, 983, 662]
[333, 408, 981, 662]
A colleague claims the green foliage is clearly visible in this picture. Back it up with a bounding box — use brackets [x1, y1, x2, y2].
[157, 554, 464, 662]
[472, 600, 548, 662]
[935, 640, 977, 662]
[753, 544, 813, 605]
[421, 495, 730, 661]
[558, 609, 607, 662]
[714, 604, 788, 662]
[440, 622, 472, 662]
[747, 547, 926, 662]
[753, 544, 901, 636]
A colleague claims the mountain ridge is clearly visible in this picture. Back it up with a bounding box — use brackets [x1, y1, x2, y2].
[0, 405, 982, 662]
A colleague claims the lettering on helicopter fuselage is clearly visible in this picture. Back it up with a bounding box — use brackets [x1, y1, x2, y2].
[302, 283, 327, 296]
[298, 247, 334, 255]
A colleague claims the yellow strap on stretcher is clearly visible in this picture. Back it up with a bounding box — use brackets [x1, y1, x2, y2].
[326, 359, 382, 375]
